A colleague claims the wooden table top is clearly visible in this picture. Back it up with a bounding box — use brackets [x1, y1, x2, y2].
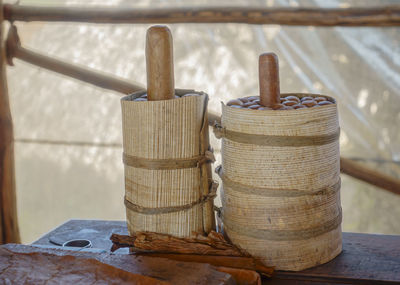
[33, 219, 400, 284]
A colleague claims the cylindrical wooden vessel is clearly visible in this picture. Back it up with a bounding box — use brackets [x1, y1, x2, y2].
[216, 93, 342, 271]
[121, 90, 215, 237]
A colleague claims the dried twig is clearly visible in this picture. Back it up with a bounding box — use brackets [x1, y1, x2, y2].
[110, 231, 274, 277]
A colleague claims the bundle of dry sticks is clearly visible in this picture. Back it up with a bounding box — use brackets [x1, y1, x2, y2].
[110, 230, 274, 284]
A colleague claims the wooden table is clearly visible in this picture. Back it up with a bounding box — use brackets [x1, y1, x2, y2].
[32, 219, 400, 284]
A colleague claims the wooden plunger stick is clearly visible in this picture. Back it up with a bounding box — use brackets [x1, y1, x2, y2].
[146, 25, 175, 101]
[259, 53, 280, 107]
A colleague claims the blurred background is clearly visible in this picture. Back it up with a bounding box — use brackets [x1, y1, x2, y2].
[4, 0, 400, 243]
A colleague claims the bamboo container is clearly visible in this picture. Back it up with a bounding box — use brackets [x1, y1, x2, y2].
[121, 26, 215, 237]
[215, 53, 342, 271]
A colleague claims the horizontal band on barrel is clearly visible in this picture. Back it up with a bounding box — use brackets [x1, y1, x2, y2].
[213, 123, 340, 147]
[124, 181, 218, 215]
[222, 209, 342, 241]
[215, 165, 341, 197]
[123, 150, 215, 170]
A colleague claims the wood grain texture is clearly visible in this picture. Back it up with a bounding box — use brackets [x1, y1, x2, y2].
[110, 231, 249, 257]
[146, 25, 174, 101]
[217, 267, 261, 285]
[3, 244, 235, 285]
[272, 232, 400, 284]
[136, 253, 274, 277]
[33, 219, 128, 250]
[0, 247, 167, 284]
[259, 53, 280, 107]
[3, 5, 400, 26]
[5, 25, 143, 94]
[0, 1, 20, 244]
[340, 157, 400, 196]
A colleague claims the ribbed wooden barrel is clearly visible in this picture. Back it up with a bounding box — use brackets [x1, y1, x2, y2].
[121, 90, 215, 237]
[217, 93, 342, 271]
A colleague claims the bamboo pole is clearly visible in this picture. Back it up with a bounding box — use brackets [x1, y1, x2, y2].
[3, 5, 400, 26]
[4, 27, 399, 197]
[0, 1, 20, 244]
[341, 157, 400, 196]
[6, 25, 143, 95]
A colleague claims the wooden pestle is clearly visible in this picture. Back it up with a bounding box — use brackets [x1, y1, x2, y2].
[259, 53, 280, 107]
[146, 25, 175, 100]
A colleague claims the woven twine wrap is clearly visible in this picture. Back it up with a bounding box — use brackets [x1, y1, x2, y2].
[121, 90, 215, 237]
[217, 93, 342, 271]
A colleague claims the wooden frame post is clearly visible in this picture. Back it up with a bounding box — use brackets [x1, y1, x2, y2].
[0, 0, 20, 244]
[3, 5, 400, 26]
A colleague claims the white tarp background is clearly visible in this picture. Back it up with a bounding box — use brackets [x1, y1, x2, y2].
[5, 0, 400, 243]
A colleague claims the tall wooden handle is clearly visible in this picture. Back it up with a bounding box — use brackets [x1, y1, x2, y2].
[259, 53, 280, 107]
[146, 25, 175, 101]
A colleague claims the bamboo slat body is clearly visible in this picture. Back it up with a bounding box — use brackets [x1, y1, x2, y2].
[219, 94, 341, 271]
[0, 0, 20, 244]
[121, 91, 214, 237]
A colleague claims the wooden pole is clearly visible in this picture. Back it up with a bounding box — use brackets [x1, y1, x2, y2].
[0, 0, 20, 244]
[259, 53, 280, 108]
[340, 157, 400, 196]
[3, 5, 400, 27]
[146, 25, 175, 101]
[6, 25, 144, 95]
